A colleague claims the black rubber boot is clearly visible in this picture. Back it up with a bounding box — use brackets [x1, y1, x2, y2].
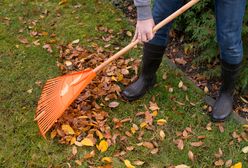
[121, 43, 166, 101]
[211, 60, 241, 122]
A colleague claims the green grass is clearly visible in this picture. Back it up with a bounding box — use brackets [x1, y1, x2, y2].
[0, 0, 247, 167]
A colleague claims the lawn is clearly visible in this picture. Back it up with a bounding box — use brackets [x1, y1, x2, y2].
[0, 0, 247, 167]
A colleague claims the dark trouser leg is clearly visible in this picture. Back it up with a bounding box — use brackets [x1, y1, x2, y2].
[211, 0, 246, 121]
[121, 0, 183, 101]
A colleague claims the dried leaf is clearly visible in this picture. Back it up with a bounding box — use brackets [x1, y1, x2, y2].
[142, 142, 154, 149]
[133, 160, 145, 166]
[72, 39, 80, 44]
[18, 36, 29, 44]
[124, 160, 135, 168]
[62, 124, 75, 135]
[97, 140, 108, 152]
[101, 157, 112, 163]
[231, 162, 242, 168]
[188, 150, 194, 162]
[190, 141, 204, 147]
[72, 146, 77, 155]
[159, 130, 165, 140]
[178, 81, 183, 88]
[81, 138, 94, 146]
[149, 101, 160, 111]
[241, 146, 248, 153]
[225, 160, 233, 167]
[50, 129, 57, 139]
[175, 58, 187, 65]
[59, 0, 68, 5]
[215, 159, 224, 166]
[157, 119, 167, 126]
[151, 148, 159, 154]
[109, 101, 119, 108]
[204, 86, 209, 93]
[175, 164, 190, 168]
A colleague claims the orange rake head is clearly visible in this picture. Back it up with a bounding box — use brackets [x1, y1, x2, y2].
[35, 68, 96, 138]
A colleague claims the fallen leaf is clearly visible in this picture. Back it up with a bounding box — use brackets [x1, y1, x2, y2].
[149, 101, 160, 111]
[97, 140, 108, 152]
[140, 122, 147, 128]
[178, 81, 183, 88]
[188, 150, 194, 162]
[43, 44, 53, 53]
[18, 36, 29, 44]
[215, 159, 224, 166]
[50, 129, 57, 139]
[126, 31, 132, 37]
[133, 160, 145, 166]
[62, 124, 75, 135]
[83, 150, 95, 159]
[75, 160, 82, 166]
[151, 148, 159, 154]
[204, 86, 209, 93]
[81, 138, 94, 146]
[142, 142, 154, 149]
[72, 39, 80, 44]
[175, 58, 187, 65]
[72, 146, 77, 155]
[190, 141, 204, 147]
[59, 0, 68, 5]
[241, 146, 248, 153]
[175, 164, 190, 168]
[101, 157, 112, 163]
[206, 122, 212, 131]
[108, 101, 119, 108]
[124, 160, 135, 168]
[159, 130, 165, 140]
[225, 160, 233, 167]
[157, 119, 167, 126]
[231, 162, 242, 168]
[163, 72, 167, 80]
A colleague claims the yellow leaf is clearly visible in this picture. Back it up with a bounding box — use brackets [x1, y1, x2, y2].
[117, 73, 124, 81]
[152, 110, 158, 117]
[97, 140, 108, 153]
[50, 129, 57, 139]
[59, 0, 68, 5]
[81, 138, 94, 147]
[157, 119, 167, 126]
[96, 130, 104, 140]
[101, 157, 112, 163]
[124, 160, 135, 168]
[231, 162, 242, 168]
[62, 124, 75, 135]
[140, 122, 147, 128]
[70, 137, 76, 145]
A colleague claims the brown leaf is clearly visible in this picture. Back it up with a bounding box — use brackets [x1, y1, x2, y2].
[151, 148, 159, 154]
[133, 160, 145, 166]
[149, 101, 160, 111]
[206, 122, 212, 131]
[159, 130, 166, 140]
[142, 142, 154, 149]
[72, 146, 77, 155]
[18, 36, 29, 44]
[108, 101, 119, 108]
[190, 141, 204, 147]
[214, 148, 223, 158]
[225, 160, 232, 167]
[175, 58, 187, 65]
[188, 150, 194, 162]
[214, 159, 224, 166]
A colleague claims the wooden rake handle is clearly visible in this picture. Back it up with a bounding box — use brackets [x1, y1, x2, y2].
[93, 0, 200, 73]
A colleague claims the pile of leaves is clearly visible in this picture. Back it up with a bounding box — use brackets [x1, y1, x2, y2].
[50, 40, 170, 167]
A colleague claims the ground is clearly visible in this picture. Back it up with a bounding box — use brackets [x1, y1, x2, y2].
[0, 0, 247, 167]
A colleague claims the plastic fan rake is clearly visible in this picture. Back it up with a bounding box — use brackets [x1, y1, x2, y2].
[35, 0, 200, 139]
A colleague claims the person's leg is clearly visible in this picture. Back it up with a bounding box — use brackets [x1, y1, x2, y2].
[122, 0, 184, 101]
[212, 0, 246, 121]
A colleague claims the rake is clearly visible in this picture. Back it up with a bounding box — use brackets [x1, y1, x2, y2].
[35, 0, 200, 139]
